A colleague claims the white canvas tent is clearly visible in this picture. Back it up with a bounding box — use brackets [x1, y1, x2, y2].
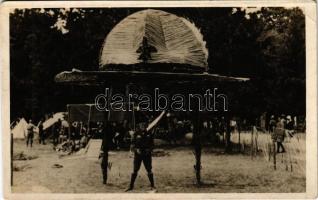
[11, 118, 28, 139]
[11, 113, 67, 140]
[43, 112, 66, 130]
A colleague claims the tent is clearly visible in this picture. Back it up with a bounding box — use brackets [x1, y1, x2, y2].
[43, 112, 66, 130]
[11, 118, 40, 139]
[11, 118, 28, 139]
[11, 112, 66, 139]
[67, 103, 134, 123]
[68, 104, 106, 123]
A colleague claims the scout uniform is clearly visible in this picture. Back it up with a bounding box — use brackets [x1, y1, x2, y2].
[126, 126, 155, 191]
[26, 120, 35, 147]
[275, 120, 286, 153]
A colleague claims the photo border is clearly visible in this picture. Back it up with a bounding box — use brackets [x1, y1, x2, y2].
[1, 1, 316, 199]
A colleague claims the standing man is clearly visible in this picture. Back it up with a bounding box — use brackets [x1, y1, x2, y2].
[276, 118, 286, 153]
[126, 122, 155, 191]
[269, 115, 276, 133]
[286, 115, 294, 137]
[26, 119, 36, 147]
[53, 119, 62, 145]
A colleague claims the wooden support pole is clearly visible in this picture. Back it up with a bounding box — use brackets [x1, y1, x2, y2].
[107, 87, 113, 121]
[238, 125, 241, 152]
[225, 115, 231, 153]
[289, 151, 293, 172]
[192, 111, 202, 185]
[87, 105, 92, 135]
[67, 105, 71, 140]
[268, 143, 271, 161]
[273, 140, 277, 170]
[251, 126, 254, 160]
[254, 126, 258, 154]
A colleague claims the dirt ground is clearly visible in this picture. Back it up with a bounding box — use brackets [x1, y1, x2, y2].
[11, 139, 305, 193]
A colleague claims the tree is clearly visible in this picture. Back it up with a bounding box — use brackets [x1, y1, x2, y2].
[9, 7, 306, 121]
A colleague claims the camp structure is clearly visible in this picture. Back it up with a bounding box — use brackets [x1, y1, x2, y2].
[43, 112, 67, 130]
[11, 118, 28, 139]
[11, 119, 39, 139]
[100, 9, 208, 70]
[55, 9, 249, 185]
[68, 104, 105, 123]
[67, 103, 135, 124]
[11, 118, 40, 139]
[55, 9, 248, 85]
[11, 112, 68, 139]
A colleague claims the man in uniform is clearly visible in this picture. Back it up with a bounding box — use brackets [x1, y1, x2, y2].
[285, 115, 294, 138]
[126, 122, 155, 191]
[26, 119, 36, 147]
[269, 115, 276, 133]
[276, 118, 286, 153]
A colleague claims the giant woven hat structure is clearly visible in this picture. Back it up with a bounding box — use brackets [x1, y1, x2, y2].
[54, 9, 250, 186]
[55, 9, 249, 85]
[99, 9, 208, 72]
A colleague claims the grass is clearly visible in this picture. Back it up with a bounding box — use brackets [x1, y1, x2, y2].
[231, 130, 305, 174]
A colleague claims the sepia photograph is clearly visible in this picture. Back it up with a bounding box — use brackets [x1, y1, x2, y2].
[1, 1, 317, 199]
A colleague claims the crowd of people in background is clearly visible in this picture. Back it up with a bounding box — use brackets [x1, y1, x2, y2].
[17, 112, 303, 156]
[10, 111, 303, 192]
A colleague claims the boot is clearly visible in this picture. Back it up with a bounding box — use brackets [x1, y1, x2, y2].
[125, 173, 137, 192]
[148, 173, 155, 189]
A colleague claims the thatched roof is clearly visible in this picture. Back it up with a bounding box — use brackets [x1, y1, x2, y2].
[55, 70, 249, 86]
[99, 9, 208, 72]
[55, 9, 250, 86]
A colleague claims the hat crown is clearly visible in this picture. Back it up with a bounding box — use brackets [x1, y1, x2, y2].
[99, 9, 209, 72]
